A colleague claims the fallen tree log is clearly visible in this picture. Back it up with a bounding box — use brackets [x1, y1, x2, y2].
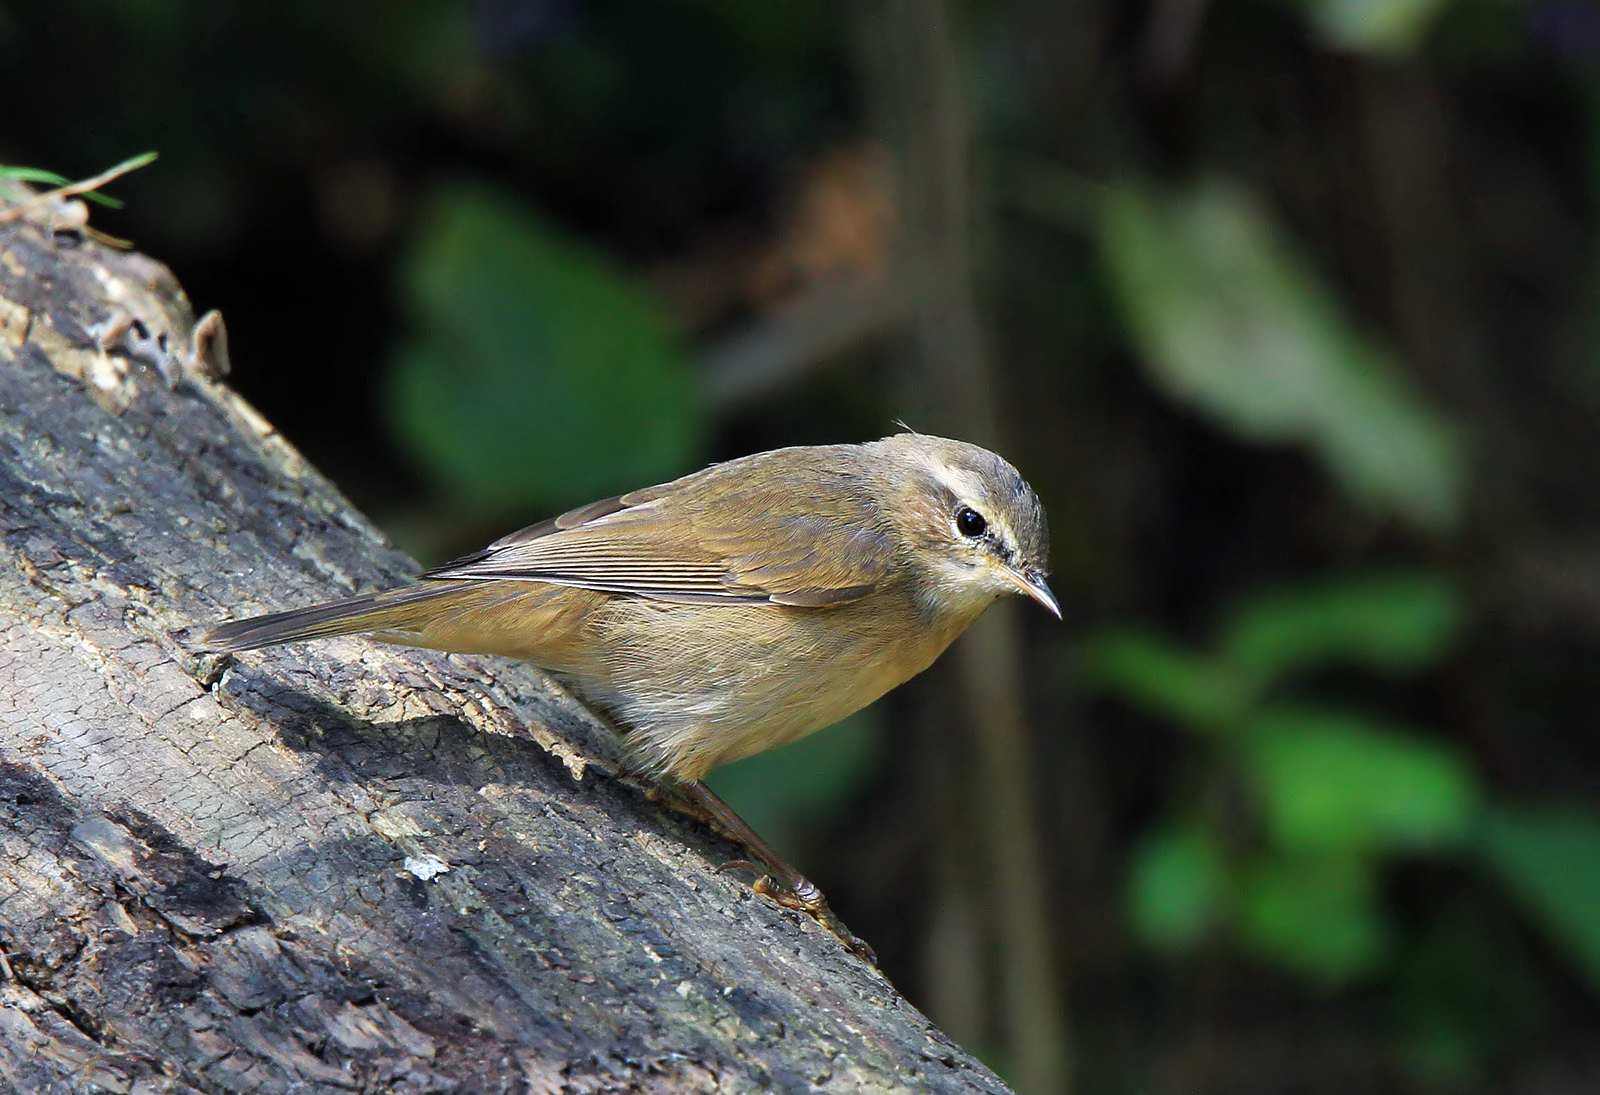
[0, 216, 1008, 1093]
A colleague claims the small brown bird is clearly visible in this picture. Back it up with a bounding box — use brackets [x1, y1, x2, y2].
[203, 432, 1056, 959]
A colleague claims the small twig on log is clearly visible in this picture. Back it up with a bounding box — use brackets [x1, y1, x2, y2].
[0, 151, 158, 225]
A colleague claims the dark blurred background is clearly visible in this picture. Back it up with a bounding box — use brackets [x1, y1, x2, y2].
[7, 1, 1600, 1091]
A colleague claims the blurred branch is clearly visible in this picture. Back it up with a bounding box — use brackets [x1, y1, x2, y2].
[871, 1, 1074, 1091]
[700, 272, 909, 413]
[1140, 0, 1211, 89]
[1503, 538, 1600, 635]
[913, 681, 990, 1050]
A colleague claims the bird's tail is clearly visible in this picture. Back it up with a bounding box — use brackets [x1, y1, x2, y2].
[199, 583, 471, 652]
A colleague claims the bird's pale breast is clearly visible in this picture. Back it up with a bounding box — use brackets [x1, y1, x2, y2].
[568, 584, 973, 780]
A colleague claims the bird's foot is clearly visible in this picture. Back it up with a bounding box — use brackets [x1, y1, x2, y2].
[717, 859, 877, 964]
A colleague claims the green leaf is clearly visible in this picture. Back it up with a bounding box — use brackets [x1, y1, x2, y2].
[1478, 805, 1600, 992]
[1243, 707, 1479, 852]
[1236, 853, 1389, 982]
[0, 158, 151, 209]
[1295, 0, 1456, 56]
[1128, 822, 1227, 949]
[0, 166, 73, 185]
[1079, 629, 1249, 731]
[386, 182, 702, 508]
[1099, 179, 1464, 531]
[1220, 572, 1462, 683]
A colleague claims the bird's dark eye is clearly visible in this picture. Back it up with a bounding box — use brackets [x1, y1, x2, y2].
[956, 506, 987, 537]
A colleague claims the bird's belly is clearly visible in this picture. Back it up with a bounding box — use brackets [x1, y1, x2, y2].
[569, 597, 960, 781]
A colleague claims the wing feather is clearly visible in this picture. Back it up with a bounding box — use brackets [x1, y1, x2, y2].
[421, 446, 892, 607]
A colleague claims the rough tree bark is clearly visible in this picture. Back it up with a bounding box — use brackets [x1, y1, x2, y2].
[0, 218, 1009, 1093]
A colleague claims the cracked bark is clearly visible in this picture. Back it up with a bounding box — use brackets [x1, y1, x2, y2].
[0, 220, 1008, 1094]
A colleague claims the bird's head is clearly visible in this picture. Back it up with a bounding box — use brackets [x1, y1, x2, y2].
[870, 432, 1057, 622]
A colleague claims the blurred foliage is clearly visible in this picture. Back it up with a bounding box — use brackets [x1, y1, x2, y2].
[1099, 182, 1464, 532]
[388, 183, 703, 510]
[1245, 707, 1477, 853]
[1088, 573, 1477, 983]
[1128, 822, 1227, 948]
[1237, 850, 1390, 980]
[1085, 574, 1461, 730]
[1480, 805, 1600, 990]
[1293, 0, 1460, 54]
[1090, 575, 1600, 1008]
[1221, 574, 1461, 681]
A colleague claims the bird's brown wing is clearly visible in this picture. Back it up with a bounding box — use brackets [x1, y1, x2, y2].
[420, 446, 892, 607]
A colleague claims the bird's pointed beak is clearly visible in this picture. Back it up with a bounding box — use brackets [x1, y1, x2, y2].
[1006, 567, 1061, 620]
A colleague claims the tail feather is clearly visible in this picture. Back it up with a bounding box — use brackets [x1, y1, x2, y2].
[199, 583, 468, 652]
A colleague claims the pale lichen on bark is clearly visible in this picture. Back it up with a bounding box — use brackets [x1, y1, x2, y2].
[0, 221, 1009, 1093]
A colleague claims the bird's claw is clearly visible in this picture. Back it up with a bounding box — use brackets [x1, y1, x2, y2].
[716, 858, 878, 964]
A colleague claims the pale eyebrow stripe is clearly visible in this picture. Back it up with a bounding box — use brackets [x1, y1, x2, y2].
[920, 456, 1024, 551]
[918, 455, 975, 504]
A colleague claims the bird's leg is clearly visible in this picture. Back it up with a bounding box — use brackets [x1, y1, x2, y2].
[676, 780, 876, 964]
